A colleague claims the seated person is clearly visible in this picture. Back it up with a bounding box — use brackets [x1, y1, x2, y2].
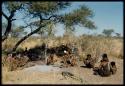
[84, 54, 95, 68]
[93, 53, 111, 77]
[110, 61, 117, 75]
[100, 53, 109, 62]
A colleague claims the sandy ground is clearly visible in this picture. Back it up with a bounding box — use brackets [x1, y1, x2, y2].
[2, 57, 123, 85]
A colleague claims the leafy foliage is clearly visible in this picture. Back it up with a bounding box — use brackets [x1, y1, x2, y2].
[4, 1, 23, 13]
[61, 5, 96, 30]
[102, 29, 114, 37]
[2, 2, 97, 51]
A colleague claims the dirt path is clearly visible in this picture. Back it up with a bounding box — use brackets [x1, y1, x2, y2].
[2, 57, 123, 84]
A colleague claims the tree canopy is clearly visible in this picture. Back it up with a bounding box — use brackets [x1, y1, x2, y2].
[2, 1, 96, 51]
[102, 29, 114, 37]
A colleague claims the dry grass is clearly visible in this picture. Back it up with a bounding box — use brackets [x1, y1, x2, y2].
[2, 35, 123, 84]
[2, 35, 123, 59]
[2, 35, 123, 71]
[2, 53, 29, 71]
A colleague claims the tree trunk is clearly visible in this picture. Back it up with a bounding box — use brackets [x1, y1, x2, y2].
[12, 24, 45, 52]
[2, 20, 12, 42]
[2, 10, 15, 42]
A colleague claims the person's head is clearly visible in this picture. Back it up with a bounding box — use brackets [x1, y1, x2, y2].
[102, 53, 107, 58]
[87, 54, 91, 59]
[110, 61, 116, 66]
[102, 53, 109, 62]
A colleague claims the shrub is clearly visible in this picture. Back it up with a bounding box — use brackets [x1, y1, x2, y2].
[3, 55, 29, 71]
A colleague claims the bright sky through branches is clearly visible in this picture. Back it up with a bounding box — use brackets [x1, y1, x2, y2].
[55, 2, 123, 37]
[2, 2, 123, 37]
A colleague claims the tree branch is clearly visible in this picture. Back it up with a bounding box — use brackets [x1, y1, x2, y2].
[9, 3, 23, 20]
[12, 21, 50, 52]
[2, 3, 23, 42]
[9, 10, 16, 20]
[42, 15, 57, 21]
[2, 11, 9, 20]
[11, 19, 16, 21]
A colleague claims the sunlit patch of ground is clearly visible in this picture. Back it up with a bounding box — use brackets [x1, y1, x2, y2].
[2, 57, 123, 85]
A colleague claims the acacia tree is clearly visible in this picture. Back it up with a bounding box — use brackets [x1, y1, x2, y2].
[10, 26, 25, 38]
[37, 21, 56, 38]
[2, 2, 96, 52]
[102, 29, 114, 37]
[115, 32, 121, 38]
[2, 2, 23, 41]
[2, 21, 26, 38]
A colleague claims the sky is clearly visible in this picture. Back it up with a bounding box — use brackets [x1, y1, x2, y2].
[2, 2, 123, 37]
[55, 2, 123, 36]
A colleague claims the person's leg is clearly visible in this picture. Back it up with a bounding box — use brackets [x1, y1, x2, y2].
[93, 67, 99, 75]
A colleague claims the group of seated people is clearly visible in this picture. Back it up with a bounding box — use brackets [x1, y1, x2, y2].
[84, 53, 117, 77]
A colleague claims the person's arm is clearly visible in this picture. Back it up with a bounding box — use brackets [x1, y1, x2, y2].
[98, 62, 103, 69]
[84, 59, 89, 64]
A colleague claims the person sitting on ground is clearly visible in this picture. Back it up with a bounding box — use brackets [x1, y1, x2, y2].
[100, 53, 109, 62]
[93, 53, 111, 77]
[110, 61, 117, 75]
[84, 54, 95, 68]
